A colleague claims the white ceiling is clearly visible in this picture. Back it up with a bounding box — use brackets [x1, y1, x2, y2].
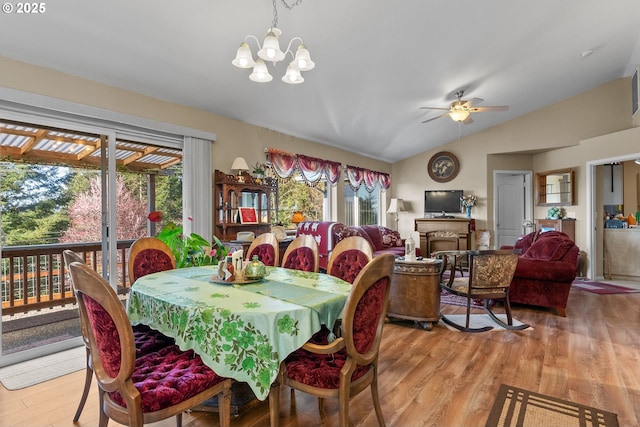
[1, 0, 640, 163]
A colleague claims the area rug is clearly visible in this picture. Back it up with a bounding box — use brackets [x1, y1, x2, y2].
[440, 289, 484, 308]
[572, 279, 640, 294]
[0, 346, 85, 390]
[486, 384, 618, 427]
[441, 314, 531, 331]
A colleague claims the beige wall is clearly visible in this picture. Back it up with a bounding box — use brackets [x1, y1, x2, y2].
[0, 55, 391, 223]
[393, 77, 640, 277]
[3, 55, 640, 274]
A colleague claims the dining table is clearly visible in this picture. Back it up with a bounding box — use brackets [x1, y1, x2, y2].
[126, 265, 352, 400]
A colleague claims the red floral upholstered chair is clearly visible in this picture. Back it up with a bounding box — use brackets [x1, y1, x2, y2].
[128, 237, 176, 283]
[268, 254, 395, 427]
[245, 232, 279, 267]
[281, 234, 320, 272]
[63, 250, 176, 423]
[327, 236, 373, 284]
[68, 261, 232, 427]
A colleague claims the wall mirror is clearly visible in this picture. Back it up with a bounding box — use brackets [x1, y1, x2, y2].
[536, 168, 575, 206]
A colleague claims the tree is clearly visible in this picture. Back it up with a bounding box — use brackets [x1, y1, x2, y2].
[1, 163, 73, 245]
[60, 175, 147, 242]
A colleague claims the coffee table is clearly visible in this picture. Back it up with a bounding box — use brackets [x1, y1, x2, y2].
[387, 257, 443, 330]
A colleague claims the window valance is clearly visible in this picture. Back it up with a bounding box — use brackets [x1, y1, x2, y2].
[266, 148, 341, 186]
[345, 165, 391, 192]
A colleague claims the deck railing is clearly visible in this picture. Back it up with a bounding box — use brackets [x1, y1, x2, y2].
[1, 240, 135, 316]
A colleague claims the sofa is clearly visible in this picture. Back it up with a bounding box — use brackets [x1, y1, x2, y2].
[501, 230, 579, 316]
[296, 221, 407, 270]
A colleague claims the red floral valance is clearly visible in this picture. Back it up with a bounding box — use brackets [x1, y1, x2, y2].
[266, 148, 341, 186]
[345, 165, 391, 192]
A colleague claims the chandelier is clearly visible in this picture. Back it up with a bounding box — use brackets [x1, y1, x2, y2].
[232, 0, 315, 84]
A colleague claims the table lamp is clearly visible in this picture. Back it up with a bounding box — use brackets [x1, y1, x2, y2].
[387, 198, 406, 230]
[231, 157, 250, 183]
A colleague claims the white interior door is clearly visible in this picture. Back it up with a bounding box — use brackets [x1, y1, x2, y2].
[494, 171, 532, 249]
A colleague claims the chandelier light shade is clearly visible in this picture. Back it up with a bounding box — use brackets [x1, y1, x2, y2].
[232, 0, 314, 84]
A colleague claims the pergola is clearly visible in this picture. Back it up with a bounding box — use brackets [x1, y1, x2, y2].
[0, 119, 182, 172]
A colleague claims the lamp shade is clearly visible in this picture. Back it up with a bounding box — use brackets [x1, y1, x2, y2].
[258, 28, 285, 62]
[387, 198, 406, 214]
[449, 109, 470, 122]
[249, 59, 273, 83]
[232, 42, 256, 68]
[231, 157, 250, 172]
[282, 63, 304, 84]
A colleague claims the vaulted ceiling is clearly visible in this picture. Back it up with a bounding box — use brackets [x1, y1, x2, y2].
[1, 1, 639, 163]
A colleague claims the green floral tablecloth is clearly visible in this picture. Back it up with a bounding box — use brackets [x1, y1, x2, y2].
[127, 266, 351, 400]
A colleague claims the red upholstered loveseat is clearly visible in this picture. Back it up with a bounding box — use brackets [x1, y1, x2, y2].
[502, 230, 578, 316]
[296, 221, 406, 270]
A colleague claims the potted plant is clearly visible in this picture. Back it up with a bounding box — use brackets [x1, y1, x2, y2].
[547, 206, 564, 219]
[148, 211, 228, 268]
[252, 162, 266, 179]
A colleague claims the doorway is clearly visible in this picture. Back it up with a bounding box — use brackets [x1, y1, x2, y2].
[493, 171, 533, 249]
[586, 153, 640, 280]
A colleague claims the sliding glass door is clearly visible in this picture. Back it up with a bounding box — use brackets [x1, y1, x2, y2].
[0, 115, 184, 366]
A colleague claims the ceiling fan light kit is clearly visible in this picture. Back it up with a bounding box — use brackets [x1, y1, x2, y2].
[421, 90, 508, 124]
[232, 0, 314, 85]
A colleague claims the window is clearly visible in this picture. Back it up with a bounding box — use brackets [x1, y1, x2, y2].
[277, 171, 329, 225]
[344, 184, 380, 226]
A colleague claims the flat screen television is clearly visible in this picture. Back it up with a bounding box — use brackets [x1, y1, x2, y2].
[424, 190, 463, 217]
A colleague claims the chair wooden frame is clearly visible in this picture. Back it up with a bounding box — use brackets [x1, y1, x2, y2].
[326, 235, 374, 282]
[436, 249, 529, 332]
[68, 262, 232, 427]
[281, 234, 320, 273]
[128, 237, 176, 283]
[63, 250, 92, 422]
[268, 253, 396, 427]
[245, 232, 280, 266]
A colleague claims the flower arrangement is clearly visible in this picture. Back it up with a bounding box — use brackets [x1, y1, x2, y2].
[460, 195, 477, 208]
[148, 211, 228, 268]
[547, 206, 564, 219]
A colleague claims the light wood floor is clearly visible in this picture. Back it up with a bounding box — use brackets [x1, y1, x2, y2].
[2, 286, 639, 427]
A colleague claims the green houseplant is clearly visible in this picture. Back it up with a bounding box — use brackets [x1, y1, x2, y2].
[148, 211, 227, 268]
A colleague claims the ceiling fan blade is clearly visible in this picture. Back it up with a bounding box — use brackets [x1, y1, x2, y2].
[462, 98, 484, 108]
[469, 105, 509, 112]
[420, 106, 451, 111]
[422, 112, 450, 123]
[462, 115, 474, 125]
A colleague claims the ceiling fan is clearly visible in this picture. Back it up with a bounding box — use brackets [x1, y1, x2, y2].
[420, 90, 509, 124]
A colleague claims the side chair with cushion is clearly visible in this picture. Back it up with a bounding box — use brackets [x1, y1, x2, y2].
[436, 249, 529, 332]
[63, 250, 176, 423]
[281, 234, 320, 272]
[68, 261, 232, 427]
[268, 253, 396, 427]
[245, 232, 280, 267]
[327, 235, 373, 284]
[128, 237, 176, 283]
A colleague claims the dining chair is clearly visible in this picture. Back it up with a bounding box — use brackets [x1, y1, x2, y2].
[68, 261, 232, 427]
[436, 249, 529, 332]
[245, 232, 280, 267]
[281, 234, 320, 273]
[326, 236, 374, 284]
[63, 250, 176, 423]
[128, 237, 177, 283]
[268, 253, 395, 427]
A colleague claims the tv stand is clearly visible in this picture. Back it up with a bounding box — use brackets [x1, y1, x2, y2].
[414, 218, 474, 257]
[435, 214, 455, 219]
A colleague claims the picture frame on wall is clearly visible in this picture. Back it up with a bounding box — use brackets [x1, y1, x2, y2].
[632, 67, 638, 117]
[238, 207, 259, 224]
